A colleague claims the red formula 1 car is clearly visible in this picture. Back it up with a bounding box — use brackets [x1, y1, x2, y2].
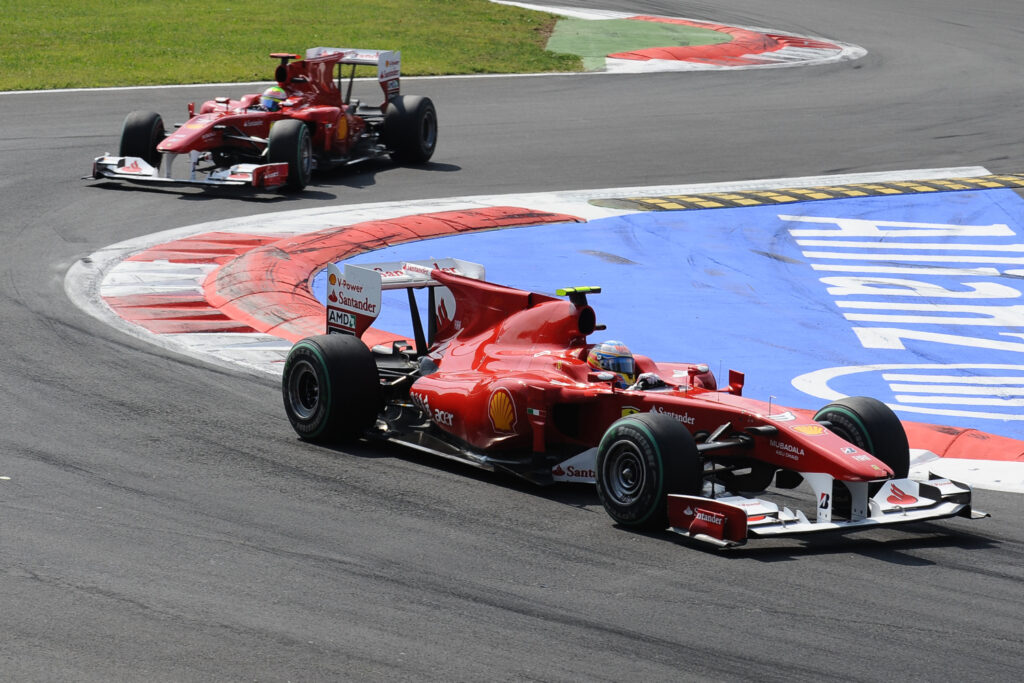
[281, 260, 987, 547]
[88, 47, 437, 192]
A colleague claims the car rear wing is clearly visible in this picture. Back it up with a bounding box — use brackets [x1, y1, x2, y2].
[305, 47, 402, 103]
[325, 259, 485, 349]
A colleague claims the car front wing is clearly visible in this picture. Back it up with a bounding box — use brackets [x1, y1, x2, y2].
[88, 155, 290, 190]
[667, 476, 988, 547]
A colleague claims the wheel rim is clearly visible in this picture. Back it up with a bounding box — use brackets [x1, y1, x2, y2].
[299, 132, 312, 180]
[420, 110, 437, 152]
[603, 439, 647, 505]
[287, 358, 321, 420]
[149, 121, 164, 168]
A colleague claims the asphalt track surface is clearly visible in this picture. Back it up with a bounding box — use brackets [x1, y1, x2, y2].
[2, 0, 1023, 680]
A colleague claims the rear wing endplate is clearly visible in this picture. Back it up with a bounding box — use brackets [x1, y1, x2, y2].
[325, 259, 484, 338]
[305, 47, 401, 101]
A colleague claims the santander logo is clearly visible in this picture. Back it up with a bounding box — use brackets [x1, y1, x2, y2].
[886, 484, 918, 506]
[552, 465, 595, 479]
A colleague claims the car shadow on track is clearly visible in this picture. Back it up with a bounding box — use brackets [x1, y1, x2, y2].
[85, 159, 461, 203]
[635, 524, 999, 563]
[311, 440, 1000, 562]
[327, 438, 609, 509]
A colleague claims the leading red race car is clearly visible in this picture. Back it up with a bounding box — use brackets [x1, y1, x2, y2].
[281, 259, 987, 547]
[88, 47, 437, 192]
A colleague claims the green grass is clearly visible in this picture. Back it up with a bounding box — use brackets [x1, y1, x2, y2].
[0, 0, 582, 90]
[548, 18, 730, 71]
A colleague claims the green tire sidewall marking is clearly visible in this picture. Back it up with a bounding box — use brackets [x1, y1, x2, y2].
[292, 339, 331, 438]
[816, 404, 874, 454]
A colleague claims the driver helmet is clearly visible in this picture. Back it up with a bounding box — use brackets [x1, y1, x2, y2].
[587, 340, 636, 388]
[260, 85, 287, 111]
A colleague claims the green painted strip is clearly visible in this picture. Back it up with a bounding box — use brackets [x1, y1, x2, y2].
[546, 17, 729, 71]
[295, 340, 332, 438]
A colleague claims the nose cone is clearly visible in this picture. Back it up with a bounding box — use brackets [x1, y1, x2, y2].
[156, 113, 220, 153]
[157, 127, 200, 153]
[845, 452, 894, 481]
[791, 424, 896, 481]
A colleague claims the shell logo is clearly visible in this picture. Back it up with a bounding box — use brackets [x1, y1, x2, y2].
[791, 424, 826, 436]
[488, 388, 517, 433]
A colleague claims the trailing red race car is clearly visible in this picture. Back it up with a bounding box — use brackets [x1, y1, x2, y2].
[88, 47, 437, 192]
[281, 260, 987, 547]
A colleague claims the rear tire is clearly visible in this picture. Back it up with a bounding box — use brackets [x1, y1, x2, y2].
[814, 396, 909, 478]
[384, 95, 437, 163]
[268, 119, 312, 191]
[282, 334, 381, 442]
[119, 111, 164, 169]
[595, 413, 703, 530]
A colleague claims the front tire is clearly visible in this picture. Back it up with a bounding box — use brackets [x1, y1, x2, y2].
[814, 396, 909, 478]
[119, 110, 165, 169]
[384, 95, 438, 163]
[268, 119, 312, 191]
[282, 334, 381, 443]
[596, 413, 703, 530]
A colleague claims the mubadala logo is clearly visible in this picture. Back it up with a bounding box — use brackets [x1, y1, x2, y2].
[770, 439, 804, 460]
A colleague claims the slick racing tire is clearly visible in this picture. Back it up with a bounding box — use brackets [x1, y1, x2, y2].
[814, 396, 910, 478]
[384, 95, 437, 163]
[282, 334, 381, 443]
[119, 111, 165, 170]
[596, 413, 703, 530]
[268, 119, 313, 191]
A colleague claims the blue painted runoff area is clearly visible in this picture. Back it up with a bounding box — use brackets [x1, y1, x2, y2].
[314, 189, 1024, 440]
